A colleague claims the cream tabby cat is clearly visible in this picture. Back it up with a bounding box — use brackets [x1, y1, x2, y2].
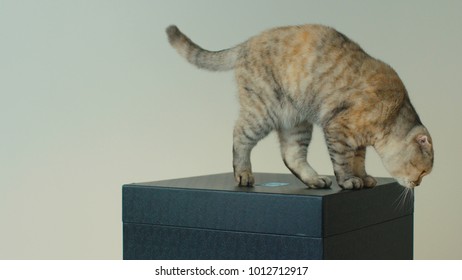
[166, 24, 434, 189]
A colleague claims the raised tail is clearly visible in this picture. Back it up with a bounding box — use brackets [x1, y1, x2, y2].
[166, 25, 242, 71]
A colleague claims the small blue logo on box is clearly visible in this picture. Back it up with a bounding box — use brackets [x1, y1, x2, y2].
[257, 182, 289, 187]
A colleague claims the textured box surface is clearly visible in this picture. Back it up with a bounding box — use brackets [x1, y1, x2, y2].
[122, 173, 413, 259]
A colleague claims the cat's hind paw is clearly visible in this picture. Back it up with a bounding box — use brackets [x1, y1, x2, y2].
[235, 171, 255, 187]
[305, 176, 332, 189]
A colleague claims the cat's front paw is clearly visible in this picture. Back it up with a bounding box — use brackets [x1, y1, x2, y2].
[235, 171, 255, 187]
[339, 176, 364, 190]
[362, 175, 377, 188]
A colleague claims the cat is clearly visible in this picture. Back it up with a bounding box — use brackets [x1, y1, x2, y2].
[166, 24, 434, 189]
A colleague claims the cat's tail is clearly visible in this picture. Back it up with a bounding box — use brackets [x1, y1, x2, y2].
[166, 25, 241, 71]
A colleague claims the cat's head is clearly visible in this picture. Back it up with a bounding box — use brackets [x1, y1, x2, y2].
[380, 126, 434, 188]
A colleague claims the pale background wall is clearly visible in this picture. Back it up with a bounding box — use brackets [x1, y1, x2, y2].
[1, 0, 461, 259]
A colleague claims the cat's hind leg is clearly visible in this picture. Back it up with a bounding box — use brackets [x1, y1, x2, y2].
[233, 111, 273, 186]
[278, 122, 332, 188]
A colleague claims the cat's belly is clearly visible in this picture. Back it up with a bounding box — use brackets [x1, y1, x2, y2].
[274, 103, 319, 128]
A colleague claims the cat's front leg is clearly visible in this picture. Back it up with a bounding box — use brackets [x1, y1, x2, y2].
[352, 147, 377, 188]
[325, 132, 365, 189]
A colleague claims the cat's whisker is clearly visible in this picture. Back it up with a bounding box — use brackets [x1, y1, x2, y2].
[393, 187, 414, 212]
[405, 187, 415, 211]
[393, 188, 406, 211]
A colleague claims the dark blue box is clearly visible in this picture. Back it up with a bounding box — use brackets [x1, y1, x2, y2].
[122, 173, 413, 259]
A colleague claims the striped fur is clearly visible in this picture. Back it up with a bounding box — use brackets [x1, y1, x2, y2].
[166, 24, 434, 189]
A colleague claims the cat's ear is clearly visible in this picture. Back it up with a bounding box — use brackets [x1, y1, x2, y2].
[416, 135, 432, 152]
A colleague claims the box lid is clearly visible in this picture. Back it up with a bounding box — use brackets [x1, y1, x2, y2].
[122, 173, 413, 238]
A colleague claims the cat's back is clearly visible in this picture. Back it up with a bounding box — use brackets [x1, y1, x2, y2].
[235, 24, 406, 127]
[248, 24, 339, 45]
[236, 24, 371, 100]
[242, 24, 365, 61]
[238, 24, 369, 84]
